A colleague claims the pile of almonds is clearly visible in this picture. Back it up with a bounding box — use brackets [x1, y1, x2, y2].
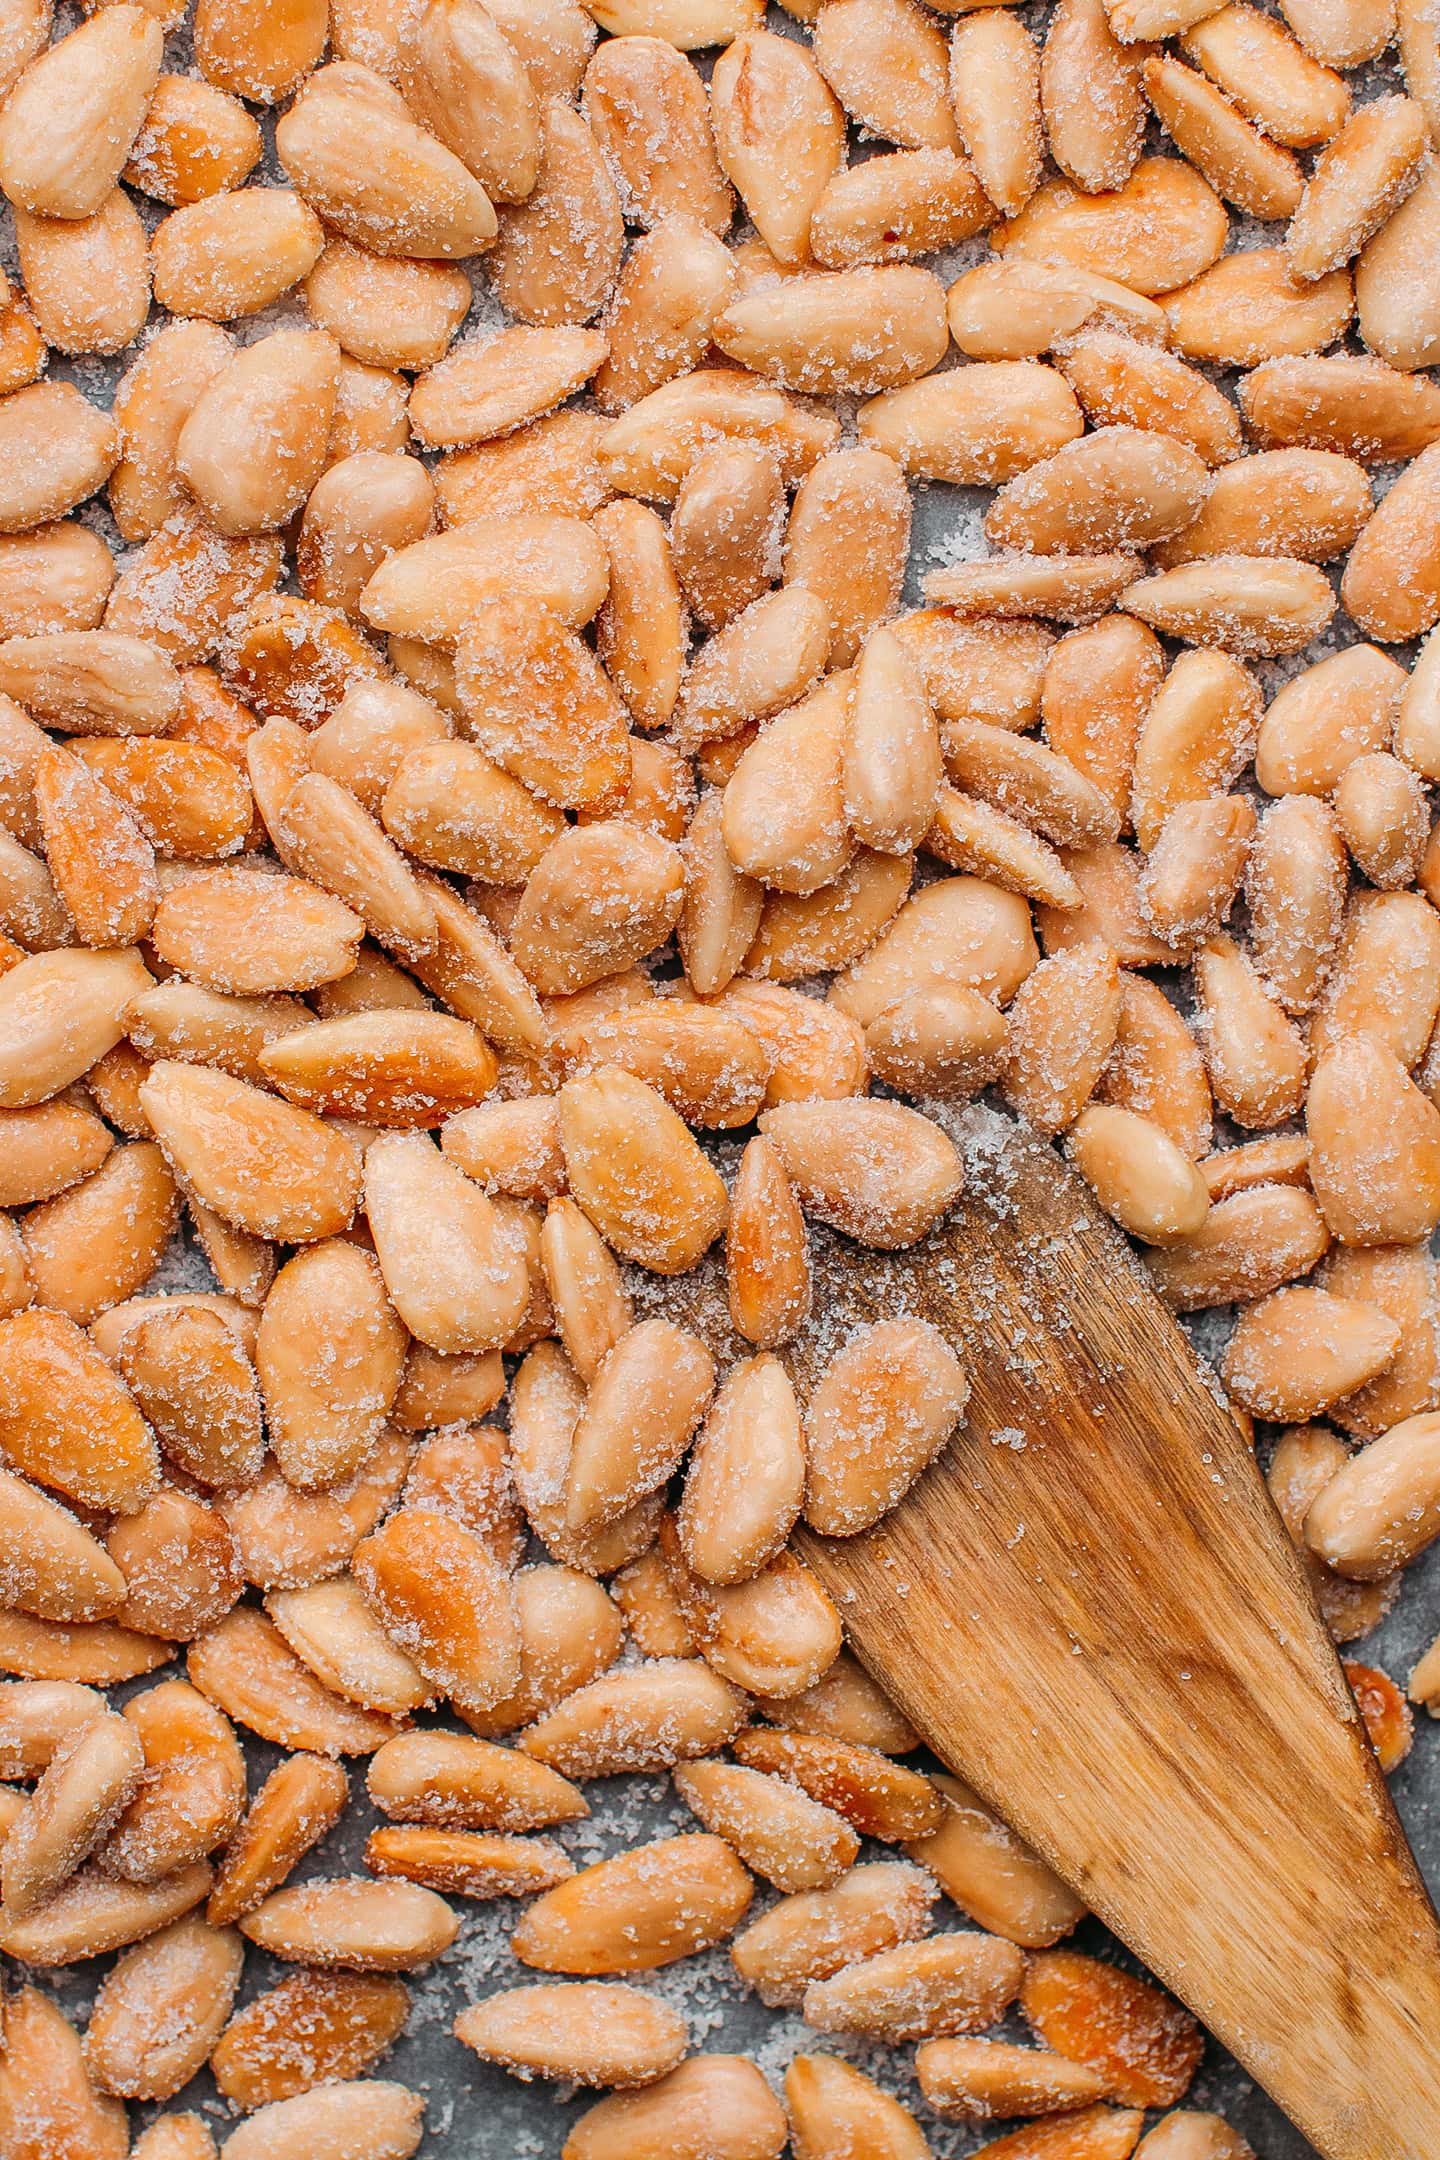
[1, 0, 1440, 2151]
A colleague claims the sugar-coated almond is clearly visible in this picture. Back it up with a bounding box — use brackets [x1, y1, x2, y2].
[84, 1912, 242, 2101]
[759, 1098, 963, 1250]
[211, 1968, 410, 2109]
[207, 1752, 350, 1926]
[1022, 1949, 1203, 2107]
[513, 1833, 753, 1974]
[916, 2035, 1112, 2121]
[240, 1874, 458, 1970]
[732, 1860, 937, 2007]
[353, 1505, 519, 1717]
[562, 2055, 787, 2160]
[711, 30, 843, 268]
[218, 2082, 424, 2160]
[189, 1607, 403, 1755]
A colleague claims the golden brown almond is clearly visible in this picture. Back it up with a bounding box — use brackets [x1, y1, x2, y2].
[1040, 615, 1165, 831]
[946, 258, 1166, 364]
[132, 2115, 219, 2160]
[734, 1728, 945, 1844]
[559, 1064, 729, 1273]
[1334, 752, 1429, 887]
[0, 522, 115, 639]
[915, 2035, 1111, 2121]
[101, 1679, 245, 1885]
[1200, 1135, 1311, 1202]
[255, 1241, 406, 1491]
[1068, 1104, 1212, 1243]
[906, 1770, 1085, 1947]
[1138, 794, 1255, 949]
[108, 321, 233, 543]
[1304, 1408, 1440, 1580]
[599, 367, 839, 501]
[758, 1097, 963, 1249]
[831, 874, 1037, 1022]
[1043, 0, 1146, 193]
[2, 1707, 144, 1916]
[863, 980, 1010, 1101]
[398, 0, 540, 204]
[785, 446, 912, 669]
[0, 627, 180, 736]
[175, 329, 338, 538]
[305, 249, 468, 380]
[240, 1874, 457, 1970]
[1152, 448, 1371, 569]
[1321, 1241, 1440, 1440]
[588, 505, 684, 741]
[364, 1130, 530, 1355]
[950, 11, 1043, 218]
[510, 824, 684, 995]
[0, 1857, 211, 1964]
[806, 1930, 1025, 2043]
[296, 454, 436, 620]
[219, 2083, 424, 2160]
[211, 1968, 410, 2109]
[151, 187, 322, 322]
[20, 1138, 176, 1325]
[464, 1562, 623, 1737]
[803, 1317, 968, 1534]
[711, 28, 842, 267]
[392, 1342, 504, 1435]
[218, 1426, 409, 1593]
[408, 874, 548, 1059]
[1003, 943, 1122, 1132]
[0, 5, 162, 218]
[1059, 333, 1242, 471]
[1342, 439, 1440, 643]
[784, 2053, 930, 2157]
[660, 1529, 841, 1699]
[330, 354, 412, 460]
[1256, 641, 1404, 796]
[367, 1729, 585, 1834]
[1193, 934, 1306, 1128]
[1183, 5, 1349, 145]
[399, 1423, 524, 1568]
[410, 326, 606, 451]
[725, 1132, 812, 1350]
[308, 681, 450, 817]
[809, 0, 957, 151]
[1144, 54, 1302, 220]
[84, 1912, 242, 2101]
[811, 145, 992, 269]
[1223, 1285, 1401, 1420]
[987, 425, 1211, 557]
[106, 1487, 242, 1641]
[922, 555, 1139, 625]
[114, 1303, 263, 1489]
[0, 1096, 111, 1210]
[1308, 1034, 1440, 1245]
[207, 1751, 349, 1926]
[71, 737, 252, 859]
[487, 97, 621, 326]
[381, 742, 560, 887]
[1289, 95, 1427, 287]
[456, 1979, 684, 2088]
[102, 514, 283, 669]
[732, 1860, 936, 2007]
[713, 266, 947, 398]
[271, 771, 435, 965]
[1166, 248, 1353, 366]
[140, 1061, 362, 1241]
[678, 1354, 805, 1586]
[354, 1504, 520, 1716]
[564, 2054, 787, 2160]
[448, 597, 627, 811]
[561, 1317, 712, 1530]
[1149, 1184, 1331, 1311]
[189, 1607, 403, 1755]
[268, 1577, 430, 1717]
[0, 383, 118, 538]
[0, 1304, 157, 1513]
[261, 1010, 496, 1128]
[518, 1656, 745, 1777]
[275, 59, 495, 253]
[1022, 1949, 1203, 2107]
[994, 157, 1228, 295]
[592, 217, 736, 416]
[860, 364, 1082, 492]
[513, 1833, 753, 1974]
[0, 1468, 126, 1627]
[673, 588, 830, 757]
[151, 866, 363, 996]
[673, 1759, 859, 1894]
[0, 1987, 128, 2160]
[613, 1548, 694, 1660]
[582, 35, 730, 232]
[1120, 556, 1336, 656]
[124, 70, 260, 204]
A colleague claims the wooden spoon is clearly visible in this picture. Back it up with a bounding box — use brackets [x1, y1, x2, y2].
[663, 1104, 1440, 2160]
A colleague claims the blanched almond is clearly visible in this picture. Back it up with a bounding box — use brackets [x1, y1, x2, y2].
[994, 157, 1228, 296]
[1069, 1105, 1211, 1244]
[33, 746, 157, 949]
[106, 1488, 242, 1642]
[559, 1064, 729, 1274]
[189, 1607, 403, 1754]
[1003, 944, 1122, 1133]
[116, 1304, 263, 1489]
[457, 1978, 684, 2088]
[20, 1138, 176, 1325]
[1308, 1034, 1440, 1245]
[0, 1858, 211, 1965]
[1149, 1184, 1330, 1311]
[1290, 96, 1428, 284]
[711, 29, 843, 267]
[1120, 557, 1336, 657]
[513, 1833, 753, 1973]
[103, 1679, 245, 1885]
[0, 1305, 157, 1513]
[207, 1752, 350, 1925]
[732, 1860, 936, 2007]
[364, 1131, 529, 1355]
[399, 0, 540, 205]
[1256, 641, 1403, 797]
[564, 2054, 787, 2160]
[1022, 1949, 1202, 2107]
[661, 1530, 841, 1699]
[0, 629, 179, 736]
[714, 266, 948, 398]
[811, 145, 992, 268]
[354, 1505, 519, 1716]
[1223, 1286, 1401, 1420]
[1152, 449, 1371, 570]
[807, 1930, 1024, 2042]
[802, 1316, 968, 1535]
[0, 1470, 124, 1623]
[176, 330, 338, 538]
[0, 1680, 142, 1782]
[759, 1098, 963, 1249]
[276, 61, 495, 254]
[950, 11, 1043, 218]
[269, 1578, 430, 1718]
[211, 1969, 410, 2109]
[84, 1912, 242, 2101]
[673, 1760, 859, 1893]
[598, 368, 839, 501]
[218, 2083, 424, 2160]
[916, 2035, 1111, 2120]
[0, 5, 162, 219]
[593, 219, 737, 416]
[141, 1061, 362, 1241]
[907, 1770, 1085, 1947]
[1166, 249, 1353, 367]
[240, 1875, 458, 1970]
[725, 1132, 812, 1351]
[488, 98, 621, 326]
[0, 1986, 128, 2160]
[518, 1656, 745, 1778]
[785, 2053, 930, 2158]
[2, 1708, 144, 1916]
[262, 1011, 495, 1128]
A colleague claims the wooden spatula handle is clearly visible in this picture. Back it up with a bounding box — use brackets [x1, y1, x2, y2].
[790, 1116, 1440, 2160]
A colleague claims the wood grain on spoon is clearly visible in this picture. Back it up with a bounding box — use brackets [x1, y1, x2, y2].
[655, 1105, 1440, 2160]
